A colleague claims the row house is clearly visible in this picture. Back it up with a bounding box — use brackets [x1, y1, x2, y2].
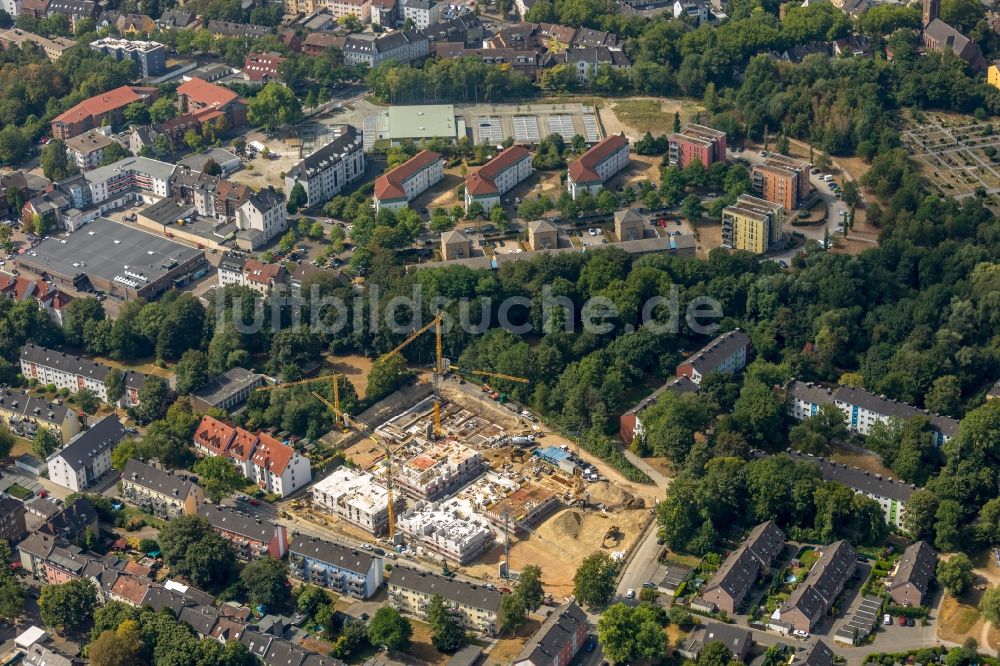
[193, 415, 312, 497]
[888, 541, 936, 607]
[199, 505, 288, 560]
[288, 533, 383, 598]
[120, 459, 205, 520]
[373, 150, 443, 212]
[786, 380, 959, 445]
[464, 145, 533, 212]
[0, 385, 80, 443]
[566, 134, 629, 199]
[771, 540, 858, 633]
[676, 328, 751, 384]
[206, 20, 271, 38]
[20, 343, 146, 407]
[284, 125, 366, 208]
[50, 85, 158, 141]
[513, 601, 588, 666]
[46, 415, 125, 492]
[343, 29, 428, 67]
[389, 567, 504, 635]
[696, 521, 785, 614]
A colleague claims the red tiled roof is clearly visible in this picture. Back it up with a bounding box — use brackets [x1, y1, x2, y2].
[567, 135, 629, 184]
[194, 415, 236, 456]
[229, 428, 259, 462]
[53, 86, 155, 126]
[303, 33, 346, 50]
[177, 77, 240, 109]
[243, 52, 286, 82]
[465, 145, 531, 196]
[242, 259, 283, 285]
[124, 560, 152, 577]
[111, 574, 151, 605]
[250, 432, 295, 476]
[374, 150, 442, 201]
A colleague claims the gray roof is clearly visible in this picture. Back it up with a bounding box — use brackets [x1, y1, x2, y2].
[264, 638, 309, 666]
[65, 129, 116, 155]
[390, 566, 501, 613]
[240, 629, 274, 660]
[446, 645, 482, 666]
[123, 459, 198, 499]
[179, 604, 221, 636]
[247, 186, 283, 212]
[787, 380, 836, 408]
[681, 329, 751, 375]
[745, 520, 785, 567]
[16, 531, 56, 559]
[20, 344, 146, 388]
[0, 386, 71, 427]
[177, 148, 240, 173]
[24, 645, 73, 666]
[513, 600, 587, 665]
[287, 126, 362, 182]
[889, 541, 936, 598]
[199, 505, 277, 543]
[15, 217, 204, 289]
[190, 367, 263, 407]
[84, 156, 176, 186]
[616, 234, 695, 254]
[50, 415, 124, 471]
[787, 450, 915, 503]
[139, 198, 195, 226]
[624, 376, 700, 416]
[790, 640, 835, 666]
[289, 534, 375, 577]
[924, 18, 970, 56]
[834, 385, 959, 439]
[684, 622, 752, 659]
[783, 541, 857, 621]
[614, 207, 643, 226]
[141, 585, 190, 616]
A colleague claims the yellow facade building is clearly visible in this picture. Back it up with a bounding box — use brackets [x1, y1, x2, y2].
[989, 63, 1000, 89]
[721, 194, 784, 254]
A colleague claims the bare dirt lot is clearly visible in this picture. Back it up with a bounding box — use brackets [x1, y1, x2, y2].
[602, 98, 705, 139]
[322, 353, 375, 398]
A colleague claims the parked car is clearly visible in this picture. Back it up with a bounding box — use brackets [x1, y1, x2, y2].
[249, 498, 260, 506]
[793, 629, 809, 638]
[642, 582, 657, 589]
[626, 589, 635, 599]
[883, 614, 892, 625]
[898, 616, 907, 626]
[907, 617, 915, 627]
[588, 228, 597, 236]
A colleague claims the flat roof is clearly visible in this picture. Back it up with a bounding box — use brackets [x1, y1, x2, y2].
[379, 105, 457, 140]
[17, 217, 203, 286]
[140, 198, 196, 226]
[15, 626, 47, 648]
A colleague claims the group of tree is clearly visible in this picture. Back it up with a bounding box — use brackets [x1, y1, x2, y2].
[158, 515, 237, 591]
[500, 564, 545, 633]
[573, 552, 620, 609]
[596, 602, 668, 664]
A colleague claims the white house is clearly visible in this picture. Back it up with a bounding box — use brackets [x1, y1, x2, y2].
[46, 415, 125, 492]
[235, 186, 287, 251]
[566, 135, 629, 199]
[673, 0, 708, 23]
[373, 150, 443, 212]
[249, 432, 312, 497]
[284, 126, 365, 209]
[20, 343, 145, 407]
[401, 0, 441, 28]
[464, 145, 533, 212]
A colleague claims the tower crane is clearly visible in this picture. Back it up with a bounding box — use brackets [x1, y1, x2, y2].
[256, 373, 349, 431]
[311, 391, 398, 540]
[378, 312, 446, 437]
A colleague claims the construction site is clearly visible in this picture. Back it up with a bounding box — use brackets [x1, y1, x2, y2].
[281, 314, 655, 593]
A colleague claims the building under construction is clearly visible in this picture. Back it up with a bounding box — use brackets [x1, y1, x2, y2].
[483, 483, 561, 534]
[393, 439, 485, 501]
[396, 497, 495, 564]
[311, 467, 405, 536]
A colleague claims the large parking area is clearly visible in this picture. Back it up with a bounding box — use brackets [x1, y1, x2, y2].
[902, 113, 1000, 205]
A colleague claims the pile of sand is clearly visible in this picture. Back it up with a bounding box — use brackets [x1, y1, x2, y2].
[544, 509, 584, 540]
[586, 481, 632, 507]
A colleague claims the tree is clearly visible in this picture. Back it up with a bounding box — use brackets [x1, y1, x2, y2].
[489, 204, 510, 231]
[500, 592, 527, 633]
[98, 142, 129, 167]
[0, 126, 30, 166]
[287, 182, 307, 214]
[980, 586, 1000, 625]
[123, 102, 150, 127]
[149, 97, 178, 124]
[75, 388, 100, 414]
[40, 140, 71, 181]
[110, 438, 137, 471]
[0, 577, 24, 623]
[240, 557, 291, 610]
[367, 606, 412, 651]
[925, 375, 961, 417]
[88, 620, 144, 666]
[366, 354, 413, 403]
[938, 554, 974, 597]
[699, 640, 733, 666]
[514, 564, 543, 612]
[158, 516, 236, 591]
[248, 82, 303, 131]
[129, 376, 173, 423]
[105, 368, 126, 406]
[296, 586, 330, 619]
[427, 593, 466, 652]
[39, 579, 98, 630]
[193, 455, 246, 501]
[597, 603, 668, 665]
[573, 552, 619, 609]
[673, 111, 681, 133]
[174, 350, 209, 395]
[32, 427, 59, 459]
[680, 194, 704, 222]
[202, 159, 222, 177]
[0, 426, 14, 460]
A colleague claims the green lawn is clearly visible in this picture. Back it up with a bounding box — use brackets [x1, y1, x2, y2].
[7, 483, 32, 500]
[120, 506, 166, 530]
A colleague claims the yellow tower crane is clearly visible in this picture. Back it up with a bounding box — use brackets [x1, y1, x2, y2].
[256, 373, 349, 431]
[378, 312, 446, 437]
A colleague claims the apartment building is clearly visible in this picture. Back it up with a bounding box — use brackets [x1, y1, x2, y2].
[619, 376, 699, 445]
[311, 467, 403, 535]
[374, 150, 444, 212]
[402, 0, 441, 28]
[217, 256, 286, 295]
[0, 495, 26, 544]
[566, 135, 629, 199]
[676, 329, 752, 384]
[50, 85, 158, 141]
[242, 52, 285, 83]
[752, 154, 812, 209]
[20, 343, 146, 407]
[64, 129, 119, 172]
[513, 601, 588, 666]
[786, 450, 914, 530]
[786, 380, 959, 445]
[89, 37, 166, 77]
[394, 440, 484, 500]
[888, 540, 936, 606]
[0, 386, 79, 443]
[249, 432, 312, 497]
[120, 459, 204, 520]
[696, 521, 785, 614]
[329, 0, 371, 21]
[343, 30, 428, 67]
[464, 145, 533, 212]
[289, 534, 383, 598]
[563, 47, 631, 82]
[371, 0, 396, 24]
[46, 415, 125, 492]
[236, 186, 287, 250]
[721, 194, 784, 253]
[772, 540, 858, 633]
[0, 29, 77, 60]
[45, 0, 99, 30]
[200, 505, 288, 560]
[285, 126, 366, 209]
[396, 497, 494, 564]
[667, 123, 726, 169]
[177, 77, 248, 129]
[389, 567, 504, 634]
